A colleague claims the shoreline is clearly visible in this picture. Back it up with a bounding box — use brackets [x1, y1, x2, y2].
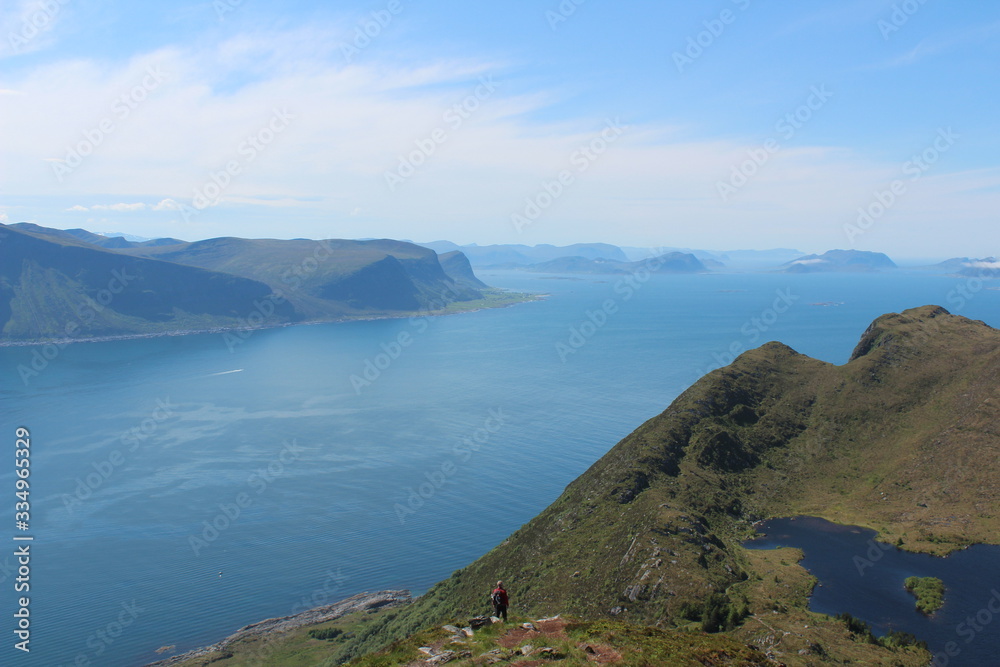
[0, 289, 543, 348]
[141, 589, 411, 667]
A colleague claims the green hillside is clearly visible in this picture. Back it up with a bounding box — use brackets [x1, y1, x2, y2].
[0, 224, 516, 343]
[0, 224, 298, 342]
[158, 305, 999, 666]
[359, 307, 993, 662]
[352, 306, 996, 664]
[119, 237, 483, 318]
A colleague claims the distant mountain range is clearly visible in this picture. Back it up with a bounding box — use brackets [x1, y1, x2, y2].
[0, 224, 493, 343]
[621, 246, 804, 268]
[11, 223, 185, 249]
[420, 241, 630, 266]
[420, 241, 811, 271]
[4, 224, 991, 343]
[517, 251, 708, 274]
[781, 249, 897, 273]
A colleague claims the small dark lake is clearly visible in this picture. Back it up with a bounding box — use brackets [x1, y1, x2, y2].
[745, 516, 1000, 666]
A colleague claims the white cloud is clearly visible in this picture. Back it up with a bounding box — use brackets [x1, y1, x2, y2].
[966, 260, 1000, 269]
[0, 0, 71, 59]
[91, 203, 148, 212]
[67, 205, 89, 211]
[791, 258, 828, 265]
[4, 25, 1000, 253]
[153, 199, 182, 211]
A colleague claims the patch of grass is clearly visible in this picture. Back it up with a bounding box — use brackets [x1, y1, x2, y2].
[349, 616, 771, 666]
[904, 576, 945, 614]
[162, 605, 405, 667]
[564, 620, 769, 666]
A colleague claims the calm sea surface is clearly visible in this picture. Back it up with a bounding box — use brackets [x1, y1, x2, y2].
[1, 270, 997, 665]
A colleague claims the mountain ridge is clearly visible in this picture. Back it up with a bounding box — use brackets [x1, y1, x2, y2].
[0, 224, 519, 343]
[330, 305, 996, 665]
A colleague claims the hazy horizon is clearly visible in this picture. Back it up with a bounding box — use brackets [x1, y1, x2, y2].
[5, 220, 988, 265]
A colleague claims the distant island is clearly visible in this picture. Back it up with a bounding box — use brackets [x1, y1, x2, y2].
[926, 256, 1000, 278]
[904, 576, 945, 615]
[420, 240, 807, 270]
[517, 251, 708, 275]
[781, 249, 897, 273]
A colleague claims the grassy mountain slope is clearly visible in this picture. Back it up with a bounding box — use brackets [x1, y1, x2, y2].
[0, 224, 297, 341]
[120, 237, 483, 318]
[153, 308, 984, 666]
[1, 225, 509, 342]
[331, 305, 996, 665]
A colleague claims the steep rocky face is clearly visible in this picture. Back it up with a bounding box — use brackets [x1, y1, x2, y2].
[438, 251, 487, 289]
[319, 255, 422, 311]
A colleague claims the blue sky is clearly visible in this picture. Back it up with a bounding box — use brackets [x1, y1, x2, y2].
[1, 0, 998, 258]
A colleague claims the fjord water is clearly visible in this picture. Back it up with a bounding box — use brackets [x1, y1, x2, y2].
[1, 270, 998, 666]
[746, 517, 1000, 666]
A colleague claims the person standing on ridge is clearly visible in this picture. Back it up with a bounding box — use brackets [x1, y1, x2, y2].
[491, 580, 509, 621]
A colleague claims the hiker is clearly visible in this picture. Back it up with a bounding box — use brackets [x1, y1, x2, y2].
[491, 580, 509, 621]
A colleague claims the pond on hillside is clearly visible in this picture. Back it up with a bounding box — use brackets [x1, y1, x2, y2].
[744, 516, 1000, 667]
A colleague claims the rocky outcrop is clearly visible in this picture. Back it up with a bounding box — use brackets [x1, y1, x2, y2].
[143, 590, 411, 666]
